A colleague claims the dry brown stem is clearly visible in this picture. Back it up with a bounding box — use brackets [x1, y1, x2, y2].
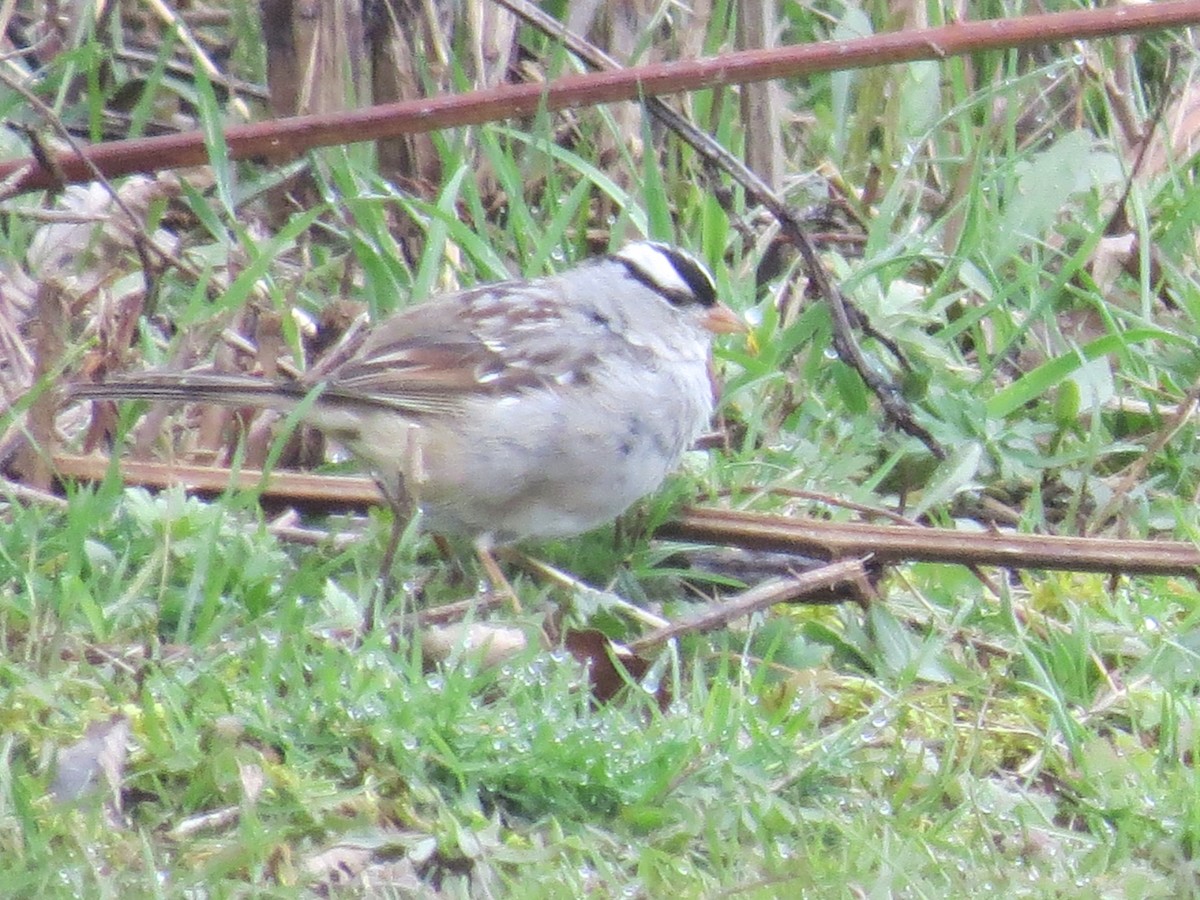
[3, 3, 1199, 193]
[52, 452, 1198, 580]
[661, 507, 1200, 577]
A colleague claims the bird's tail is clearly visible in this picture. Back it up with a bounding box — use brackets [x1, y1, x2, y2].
[70, 372, 313, 414]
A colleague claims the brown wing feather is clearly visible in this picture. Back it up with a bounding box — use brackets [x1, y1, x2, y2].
[312, 281, 608, 416]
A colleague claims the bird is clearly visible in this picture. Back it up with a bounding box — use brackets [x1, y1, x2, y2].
[71, 240, 746, 615]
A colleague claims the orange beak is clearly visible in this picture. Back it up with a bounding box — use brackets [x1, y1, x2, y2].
[702, 302, 749, 335]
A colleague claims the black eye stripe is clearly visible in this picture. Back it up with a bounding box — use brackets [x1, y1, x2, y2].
[619, 263, 695, 307]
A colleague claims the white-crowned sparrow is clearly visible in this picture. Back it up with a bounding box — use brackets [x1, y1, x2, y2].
[73, 241, 745, 559]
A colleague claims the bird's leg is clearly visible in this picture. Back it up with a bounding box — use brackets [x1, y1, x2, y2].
[473, 535, 522, 615]
[363, 487, 414, 632]
[377, 492, 410, 586]
[364, 427, 424, 630]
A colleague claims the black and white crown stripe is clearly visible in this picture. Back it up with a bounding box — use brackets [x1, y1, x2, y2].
[612, 241, 718, 309]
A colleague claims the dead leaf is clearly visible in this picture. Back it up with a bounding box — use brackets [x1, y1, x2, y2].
[167, 806, 241, 841]
[302, 843, 374, 889]
[1091, 233, 1138, 294]
[238, 761, 266, 806]
[301, 830, 434, 894]
[49, 714, 131, 812]
[1137, 81, 1200, 180]
[564, 629, 668, 707]
[422, 623, 528, 669]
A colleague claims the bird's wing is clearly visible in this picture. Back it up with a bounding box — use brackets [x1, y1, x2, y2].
[317, 281, 612, 416]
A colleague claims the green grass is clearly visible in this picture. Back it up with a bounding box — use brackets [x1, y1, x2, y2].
[7, 495, 1200, 896]
[4, 0, 1200, 895]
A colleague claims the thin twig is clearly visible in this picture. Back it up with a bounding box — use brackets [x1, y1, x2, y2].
[629, 557, 869, 651]
[0, 475, 70, 509]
